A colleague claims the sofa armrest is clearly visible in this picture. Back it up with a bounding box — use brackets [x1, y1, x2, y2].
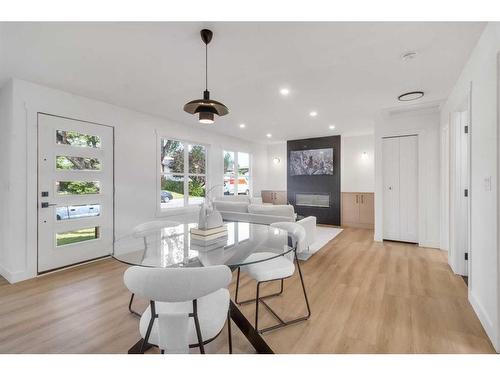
[296, 216, 317, 252]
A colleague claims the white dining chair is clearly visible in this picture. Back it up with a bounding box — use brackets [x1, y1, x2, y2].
[234, 222, 311, 333]
[128, 220, 180, 316]
[124, 265, 233, 354]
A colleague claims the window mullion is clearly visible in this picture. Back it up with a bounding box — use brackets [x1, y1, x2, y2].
[184, 143, 189, 206]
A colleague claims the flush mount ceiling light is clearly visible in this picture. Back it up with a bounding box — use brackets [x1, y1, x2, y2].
[309, 111, 318, 117]
[398, 91, 424, 102]
[280, 88, 290, 96]
[266, 133, 272, 138]
[183, 29, 229, 124]
[329, 124, 336, 130]
[239, 123, 246, 128]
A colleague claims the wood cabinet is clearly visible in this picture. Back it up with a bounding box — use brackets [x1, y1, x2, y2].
[341, 192, 374, 229]
[261, 190, 287, 205]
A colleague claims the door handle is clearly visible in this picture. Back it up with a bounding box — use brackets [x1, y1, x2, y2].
[41, 202, 57, 208]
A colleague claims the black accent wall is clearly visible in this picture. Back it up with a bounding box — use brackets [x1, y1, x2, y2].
[287, 135, 341, 225]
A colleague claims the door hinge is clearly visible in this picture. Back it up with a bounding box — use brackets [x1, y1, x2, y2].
[465, 252, 468, 261]
[464, 125, 469, 134]
[464, 189, 468, 197]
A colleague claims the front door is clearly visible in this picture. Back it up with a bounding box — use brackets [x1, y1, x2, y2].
[37, 113, 114, 273]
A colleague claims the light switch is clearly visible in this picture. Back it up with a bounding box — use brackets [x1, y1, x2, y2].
[484, 176, 492, 191]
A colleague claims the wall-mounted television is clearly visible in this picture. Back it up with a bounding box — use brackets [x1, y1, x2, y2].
[289, 148, 334, 176]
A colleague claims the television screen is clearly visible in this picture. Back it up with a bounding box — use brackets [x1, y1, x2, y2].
[289, 148, 334, 176]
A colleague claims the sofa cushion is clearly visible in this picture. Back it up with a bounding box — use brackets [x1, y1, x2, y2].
[217, 195, 251, 203]
[213, 200, 249, 213]
[247, 204, 295, 219]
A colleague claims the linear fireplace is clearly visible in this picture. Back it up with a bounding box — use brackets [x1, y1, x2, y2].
[295, 193, 330, 208]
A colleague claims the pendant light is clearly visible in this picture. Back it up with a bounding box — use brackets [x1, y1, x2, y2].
[183, 29, 229, 124]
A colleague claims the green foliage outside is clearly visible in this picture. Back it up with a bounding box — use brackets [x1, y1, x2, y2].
[58, 181, 100, 195]
[56, 227, 98, 246]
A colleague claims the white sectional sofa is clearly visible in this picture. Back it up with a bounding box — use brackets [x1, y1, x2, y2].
[213, 196, 317, 258]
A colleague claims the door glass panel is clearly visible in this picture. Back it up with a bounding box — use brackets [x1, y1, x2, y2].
[188, 176, 206, 205]
[56, 204, 101, 220]
[56, 130, 101, 148]
[56, 227, 100, 246]
[188, 144, 206, 174]
[56, 181, 100, 195]
[161, 139, 184, 174]
[160, 175, 184, 208]
[56, 156, 101, 171]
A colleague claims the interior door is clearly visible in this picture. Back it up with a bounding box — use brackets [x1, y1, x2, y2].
[38, 113, 114, 273]
[398, 135, 418, 242]
[382, 137, 400, 240]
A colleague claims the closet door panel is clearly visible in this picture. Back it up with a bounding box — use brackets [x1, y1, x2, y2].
[382, 138, 400, 240]
[399, 135, 418, 242]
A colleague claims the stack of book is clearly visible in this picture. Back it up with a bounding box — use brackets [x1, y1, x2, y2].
[190, 225, 228, 251]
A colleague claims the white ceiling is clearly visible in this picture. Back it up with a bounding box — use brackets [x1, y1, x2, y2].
[0, 22, 485, 143]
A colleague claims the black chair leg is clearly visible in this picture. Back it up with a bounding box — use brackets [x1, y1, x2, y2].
[128, 293, 141, 317]
[255, 282, 261, 331]
[227, 311, 232, 354]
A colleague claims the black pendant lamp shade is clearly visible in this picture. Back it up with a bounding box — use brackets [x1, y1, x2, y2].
[183, 29, 229, 124]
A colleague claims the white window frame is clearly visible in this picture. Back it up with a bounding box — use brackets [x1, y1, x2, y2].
[222, 150, 252, 197]
[157, 134, 209, 214]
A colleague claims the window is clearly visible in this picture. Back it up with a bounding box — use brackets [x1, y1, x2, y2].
[223, 150, 251, 196]
[160, 138, 207, 209]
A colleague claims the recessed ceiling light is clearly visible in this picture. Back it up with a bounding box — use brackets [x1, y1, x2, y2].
[329, 125, 336, 130]
[266, 133, 272, 138]
[398, 91, 424, 102]
[239, 123, 246, 128]
[309, 111, 318, 117]
[279, 88, 290, 96]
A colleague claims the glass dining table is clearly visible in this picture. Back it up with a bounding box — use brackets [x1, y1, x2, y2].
[113, 220, 293, 354]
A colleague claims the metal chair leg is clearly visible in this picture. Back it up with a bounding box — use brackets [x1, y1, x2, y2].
[254, 253, 312, 334]
[128, 293, 141, 317]
[236, 275, 284, 305]
[227, 311, 232, 354]
[255, 282, 261, 332]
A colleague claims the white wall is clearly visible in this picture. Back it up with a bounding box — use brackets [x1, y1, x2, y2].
[266, 142, 287, 191]
[440, 22, 500, 352]
[0, 78, 268, 283]
[0, 80, 13, 278]
[341, 134, 374, 192]
[374, 106, 441, 249]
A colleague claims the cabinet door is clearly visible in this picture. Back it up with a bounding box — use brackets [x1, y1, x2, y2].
[382, 138, 400, 240]
[399, 136, 418, 242]
[359, 193, 374, 226]
[261, 191, 273, 204]
[342, 193, 360, 225]
[273, 191, 287, 205]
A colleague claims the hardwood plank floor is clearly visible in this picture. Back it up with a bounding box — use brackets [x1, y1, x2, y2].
[0, 228, 495, 353]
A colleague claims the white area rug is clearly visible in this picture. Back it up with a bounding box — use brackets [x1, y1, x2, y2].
[298, 226, 343, 261]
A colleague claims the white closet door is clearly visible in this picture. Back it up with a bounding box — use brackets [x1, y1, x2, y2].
[398, 135, 418, 242]
[382, 137, 400, 240]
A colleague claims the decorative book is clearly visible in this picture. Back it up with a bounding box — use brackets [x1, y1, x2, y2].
[190, 225, 227, 237]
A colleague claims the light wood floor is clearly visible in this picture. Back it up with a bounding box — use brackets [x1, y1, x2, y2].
[0, 228, 495, 354]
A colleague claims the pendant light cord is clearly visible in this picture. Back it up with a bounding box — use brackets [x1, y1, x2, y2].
[205, 43, 208, 91]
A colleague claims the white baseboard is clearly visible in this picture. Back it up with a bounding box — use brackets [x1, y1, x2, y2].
[0, 262, 34, 284]
[469, 290, 499, 353]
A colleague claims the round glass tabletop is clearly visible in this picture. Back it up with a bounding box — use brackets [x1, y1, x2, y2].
[112, 221, 293, 269]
